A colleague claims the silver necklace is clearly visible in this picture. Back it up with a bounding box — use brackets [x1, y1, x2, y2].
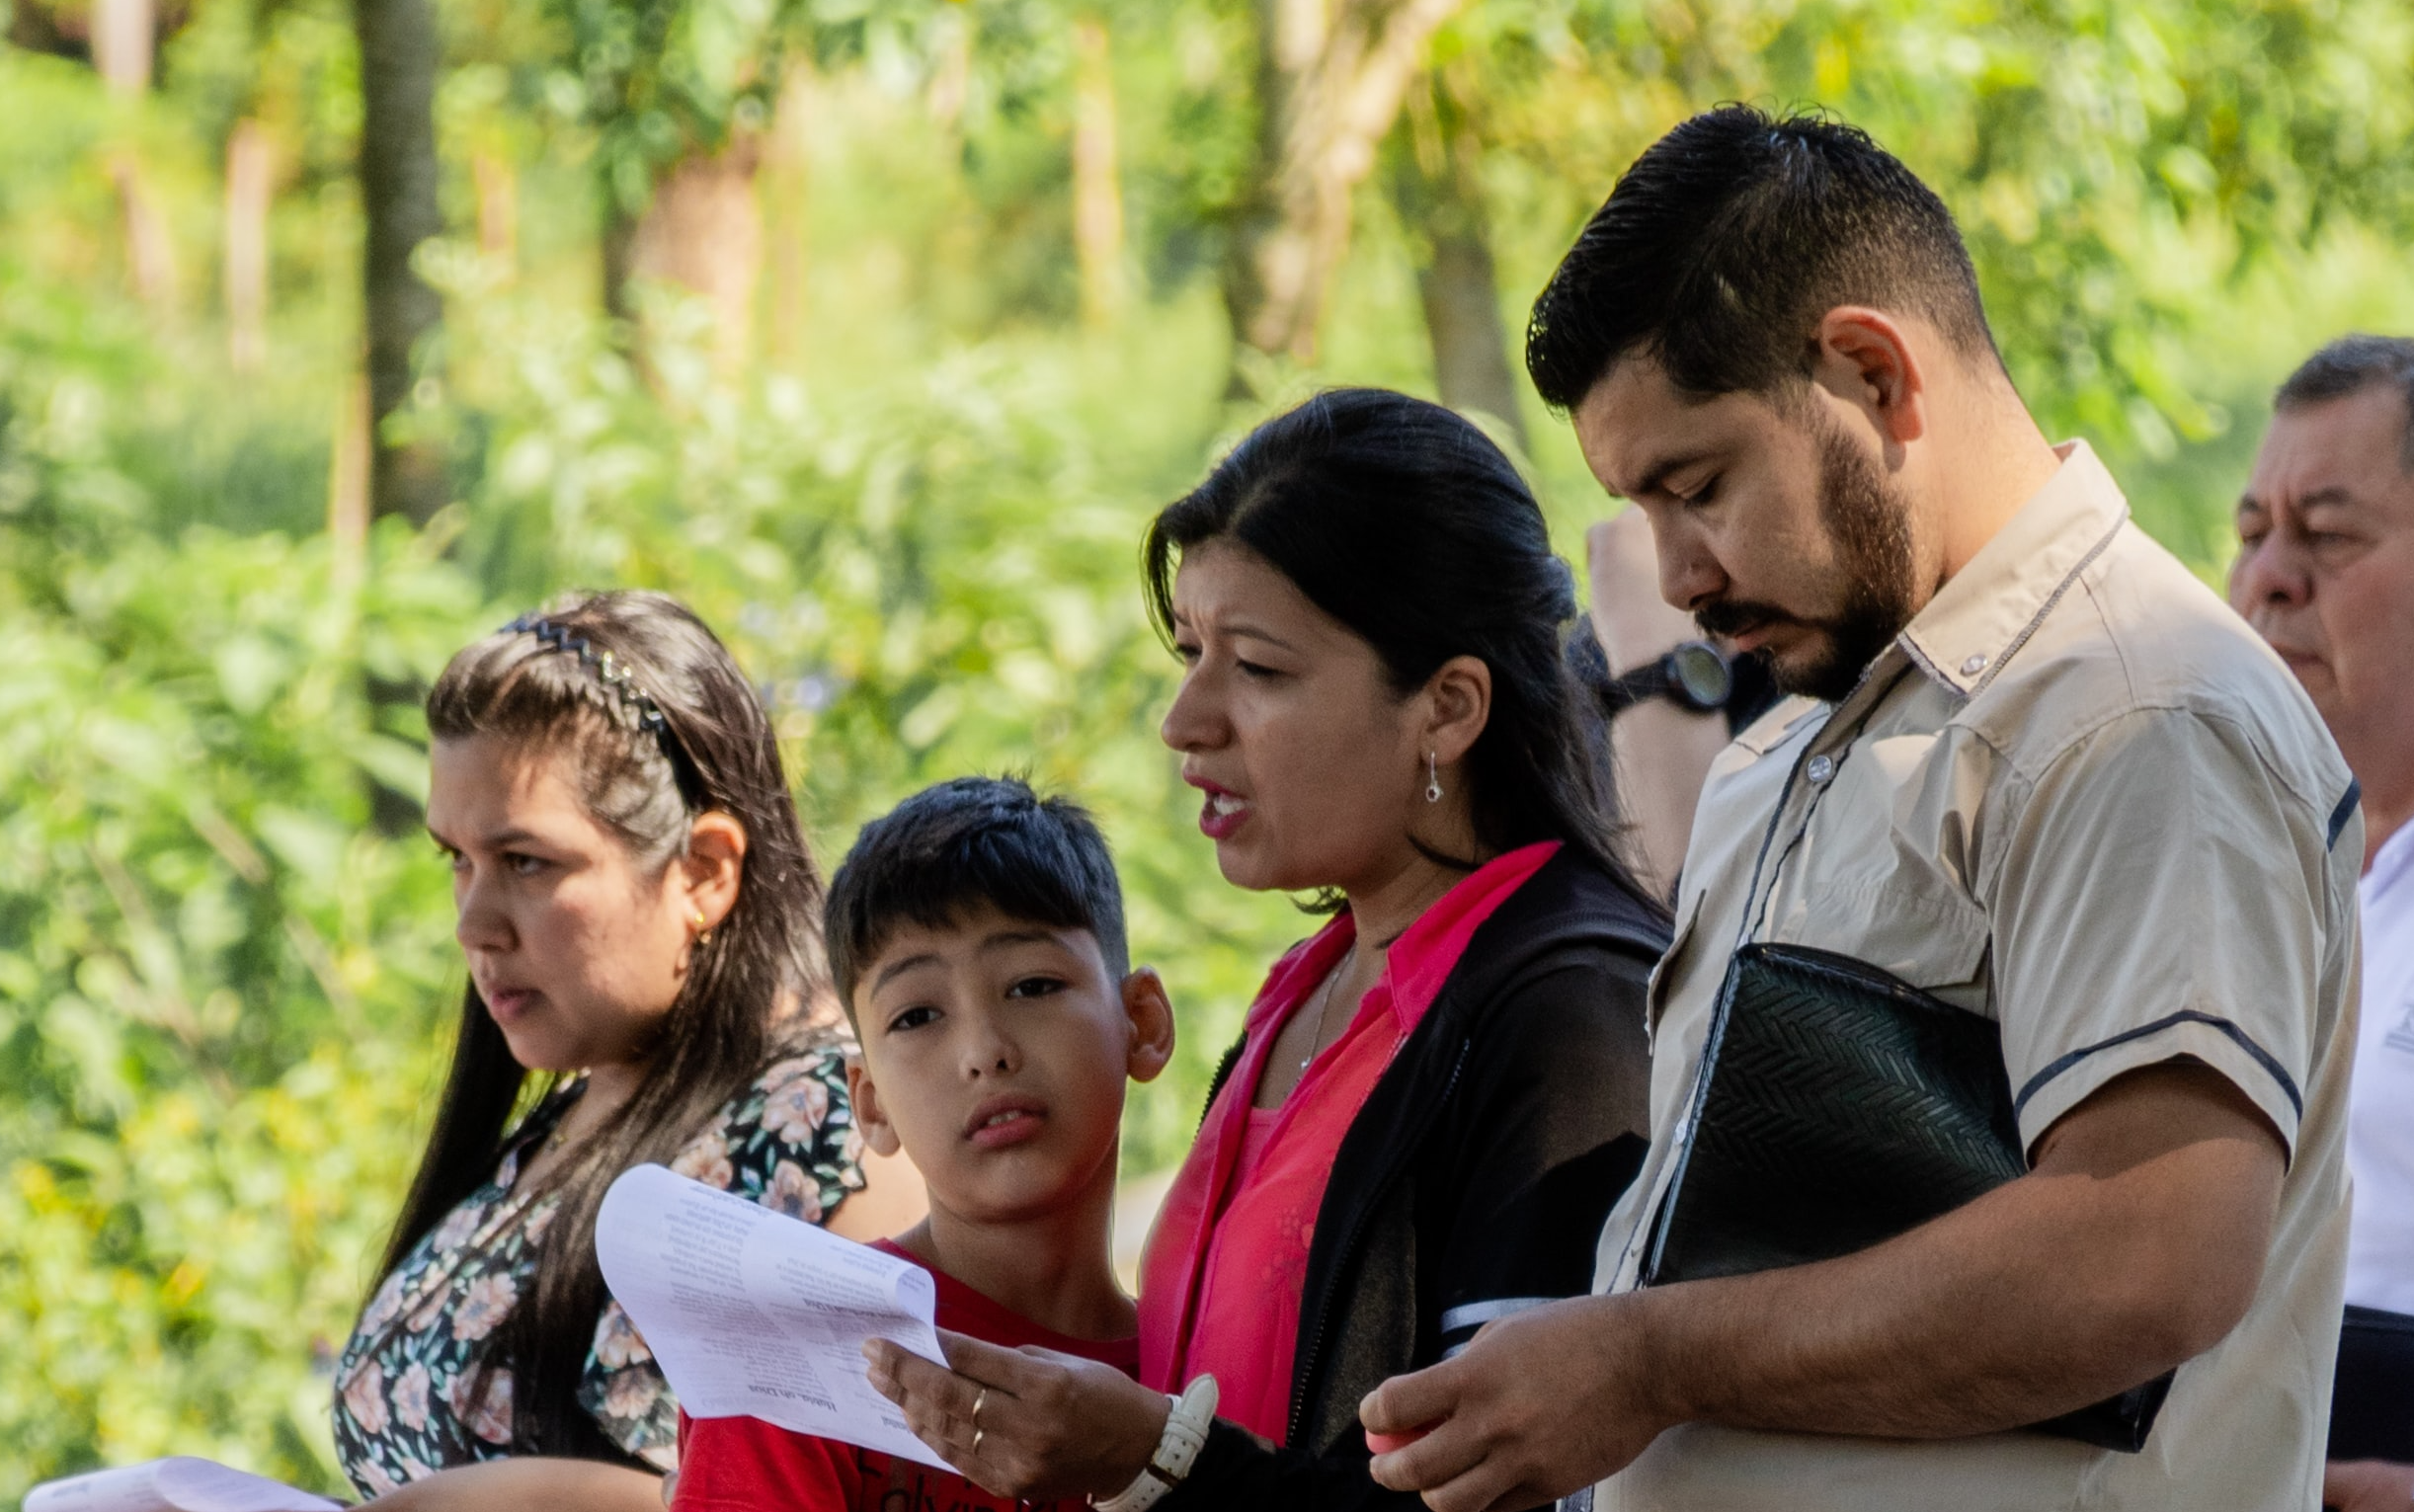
[1299, 944, 1356, 1073]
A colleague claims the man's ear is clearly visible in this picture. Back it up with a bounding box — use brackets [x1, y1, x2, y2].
[1421, 654, 1493, 770]
[681, 811, 749, 933]
[1120, 967, 1176, 1084]
[846, 1056, 904, 1158]
[1810, 306, 1928, 450]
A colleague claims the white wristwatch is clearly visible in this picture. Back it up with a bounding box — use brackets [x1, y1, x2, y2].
[1092, 1375, 1219, 1512]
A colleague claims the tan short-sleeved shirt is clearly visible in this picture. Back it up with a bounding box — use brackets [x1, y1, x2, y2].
[1592, 442, 2362, 1512]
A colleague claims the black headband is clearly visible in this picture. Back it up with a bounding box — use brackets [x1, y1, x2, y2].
[500, 613, 704, 805]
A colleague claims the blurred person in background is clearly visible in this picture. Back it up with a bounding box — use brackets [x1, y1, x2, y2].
[333, 592, 922, 1510]
[1585, 507, 1778, 900]
[2230, 335, 2414, 1512]
[1362, 106, 2361, 1512]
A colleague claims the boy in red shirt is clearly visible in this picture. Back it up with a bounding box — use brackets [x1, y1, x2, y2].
[671, 776, 1175, 1512]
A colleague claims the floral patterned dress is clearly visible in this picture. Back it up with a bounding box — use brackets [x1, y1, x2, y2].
[333, 1043, 860, 1497]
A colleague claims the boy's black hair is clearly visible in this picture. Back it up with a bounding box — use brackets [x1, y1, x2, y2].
[825, 775, 1128, 1014]
[1525, 104, 2001, 410]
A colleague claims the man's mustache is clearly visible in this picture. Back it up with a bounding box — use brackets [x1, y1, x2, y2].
[1694, 598, 1799, 641]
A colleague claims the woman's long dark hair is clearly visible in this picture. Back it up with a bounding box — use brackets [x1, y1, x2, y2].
[1144, 387, 1661, 914]
[379, 590, 831, 1463]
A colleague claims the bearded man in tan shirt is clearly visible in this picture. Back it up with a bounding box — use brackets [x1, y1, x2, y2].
[1362, 106, 2360, 1512]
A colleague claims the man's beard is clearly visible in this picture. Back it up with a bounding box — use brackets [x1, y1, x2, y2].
[1695, 423, 1918, 703]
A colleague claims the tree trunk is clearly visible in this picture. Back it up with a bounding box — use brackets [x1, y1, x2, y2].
[925, 14, 971, 133]
[110, 154, 178, 311]
[90, 0, 153, 93]
[1221, 0, 1466, 372]
[354, 0, 446, 527]
[609, 139, 764, 379]
[354, 0, 445, 837]
[96, 0, 172, 315]
[472, 147, 518, 270]
[603, 202, 640, 326]
[1071, 16, 1126, 329]
[329, 371, 371, 590]
[766, 69, 813, 369]
[225, 119, 274, 371]
[1418, 231, 1523, 446]
[1391, 76, 1524, 449]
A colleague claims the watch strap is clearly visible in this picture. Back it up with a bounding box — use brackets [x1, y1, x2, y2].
[1092, 1375, 1219, 1512]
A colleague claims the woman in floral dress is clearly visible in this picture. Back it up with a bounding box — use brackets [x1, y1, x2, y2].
[331, 593, 921, 1509]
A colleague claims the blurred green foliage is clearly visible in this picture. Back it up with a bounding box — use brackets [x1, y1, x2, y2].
[4, 0, 2413, 1496]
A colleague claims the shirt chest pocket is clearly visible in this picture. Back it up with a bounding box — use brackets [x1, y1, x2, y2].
[1781, 867, 1990, 995]
[1765, 729, 1991, 995]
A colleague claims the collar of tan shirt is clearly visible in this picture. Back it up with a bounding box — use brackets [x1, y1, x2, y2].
[1789, 438, 2128, 766]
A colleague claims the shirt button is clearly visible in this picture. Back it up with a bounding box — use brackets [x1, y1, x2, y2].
[1961, 653, 1989, 676]
[1807, 755, 1836, 784]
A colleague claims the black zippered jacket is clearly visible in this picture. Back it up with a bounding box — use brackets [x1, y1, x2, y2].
[1164, 846, 1667, 1511]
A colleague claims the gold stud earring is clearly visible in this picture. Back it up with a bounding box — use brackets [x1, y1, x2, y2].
[691, 910, 713, 947]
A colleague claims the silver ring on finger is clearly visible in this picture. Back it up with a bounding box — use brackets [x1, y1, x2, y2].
[973, 1427, 986, 1455]
[973, 1387, 990, 1427]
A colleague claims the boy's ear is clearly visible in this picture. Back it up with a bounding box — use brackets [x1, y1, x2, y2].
[1120, 967, 1176, 1084]
[845, 1055, 904, 1159]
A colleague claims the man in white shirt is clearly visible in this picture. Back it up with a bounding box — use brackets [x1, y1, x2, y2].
[2231, 334, 2414, 1512]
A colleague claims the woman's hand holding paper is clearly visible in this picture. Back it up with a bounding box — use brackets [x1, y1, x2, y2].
[863, 1328, 1169, 1501]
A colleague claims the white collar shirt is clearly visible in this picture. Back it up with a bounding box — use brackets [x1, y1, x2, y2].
[2346, 819, 2414, 1313]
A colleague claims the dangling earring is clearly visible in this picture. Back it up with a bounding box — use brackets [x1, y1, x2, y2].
[691, 910, 714, 947]
[1425, 752, 1444, 805]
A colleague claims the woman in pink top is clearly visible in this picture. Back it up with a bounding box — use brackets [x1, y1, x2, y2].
[869, 389, 1667, 1510]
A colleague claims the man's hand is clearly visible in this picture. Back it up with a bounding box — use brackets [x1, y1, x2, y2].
[2323, 1459, 2414, 1511]
[1357, 1063, 2286, 1507]
[1361, 1293, 1673, 1512]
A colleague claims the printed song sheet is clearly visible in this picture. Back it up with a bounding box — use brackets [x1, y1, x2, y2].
[595, 1163, 952, 1469]
[22, 1458, 343, 1512]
